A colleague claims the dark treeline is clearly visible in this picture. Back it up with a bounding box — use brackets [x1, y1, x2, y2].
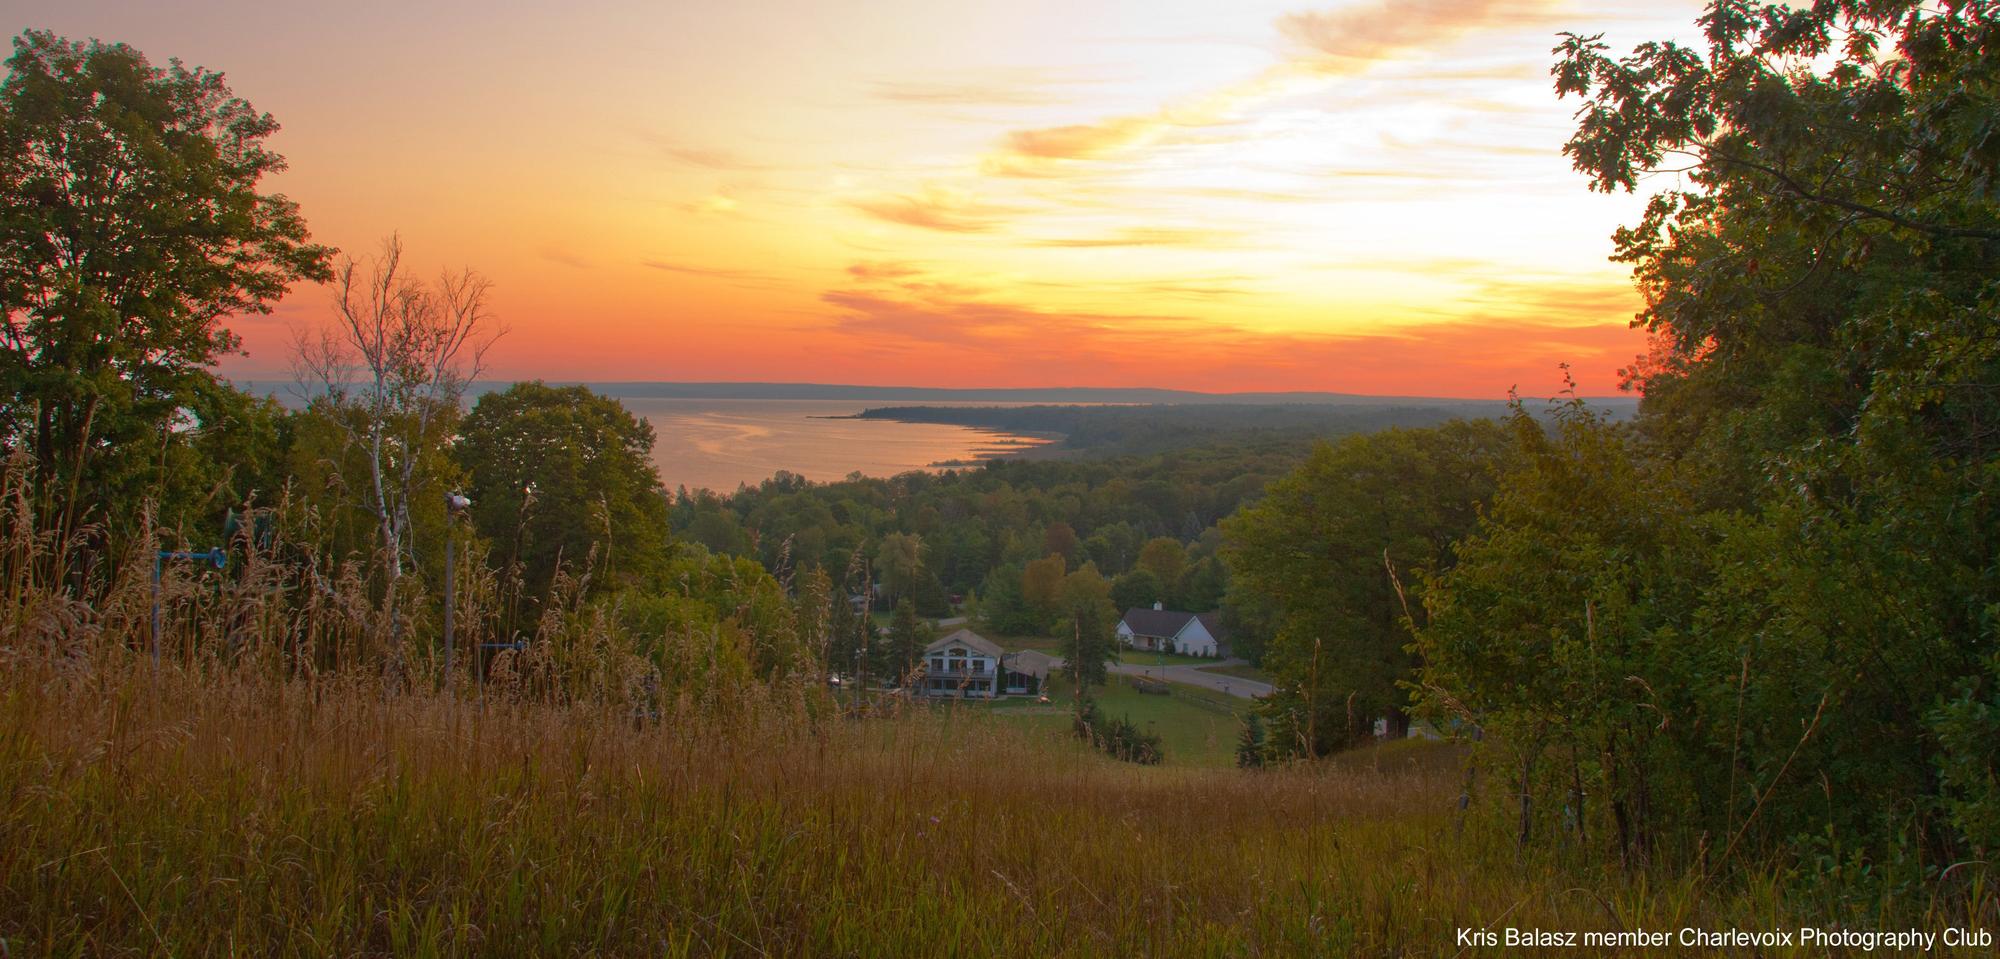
[853, 401, 1556, 455]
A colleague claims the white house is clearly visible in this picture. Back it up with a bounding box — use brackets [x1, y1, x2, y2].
[1115, 604, 1222, 658]
[919, 629, 1006, 698]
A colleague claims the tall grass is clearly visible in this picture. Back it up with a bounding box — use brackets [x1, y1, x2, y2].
[1, 461, 1994, 955]
[5, 663, 1995, 956]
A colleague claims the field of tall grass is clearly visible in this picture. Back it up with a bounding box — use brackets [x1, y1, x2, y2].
[3, 657, 1994, 956]
[0, 470, 1992, 956]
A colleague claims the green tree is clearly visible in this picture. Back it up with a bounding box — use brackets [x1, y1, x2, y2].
[1109, 567, 1163, 612]
[1416, 402, 1704, 860]
[1020, 553, 1067, 624]
[1134, 537, 1186, 601]
[454, 382, 669, 602]
[873, 531, 925, 606]
[1236, 712, 1267, 770]
[1042, 521, 1078, 567]
[1412, 0, 2000, 867]
[880, 600, 930, 686]
[1059, 565, 1118, 688]
[977, 563, 1042, 636]
[0, 31, 332, 534]
[1225, 419, 1512, 755]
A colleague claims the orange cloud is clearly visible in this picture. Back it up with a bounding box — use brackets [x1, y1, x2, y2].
[847, 185, 1020, 233]
[1275, 0, 1517, 64]
[1028, 227, 1244, 249]
[650, 139, 780, 172]
[642, 260, 782, 289]
[869, 71, 1085, 107]
[846, 260, 926, 281]
[982, 0, 1555, 178]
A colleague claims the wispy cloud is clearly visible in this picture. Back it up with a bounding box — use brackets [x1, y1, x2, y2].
[981, 0, 1554, 178]
[846, 260, 926, 281]
[539, 247, 591, 270]
[649, 137, 780, 172]
[870, 80, 1068, 108]
[681, 193, 743, 216]
[642, 259, 782, 289]
[1028, 227, 1244, 249]
[847, 185, 1022, 233]
[1275, 0, 1513, 64]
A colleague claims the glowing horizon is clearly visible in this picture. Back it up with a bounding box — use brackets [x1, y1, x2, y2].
[25, 0, 1707, 398]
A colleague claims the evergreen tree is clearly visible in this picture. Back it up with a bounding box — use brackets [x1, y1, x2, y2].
[1236, 713, 1267, 770]
[880, 600, 929, 687]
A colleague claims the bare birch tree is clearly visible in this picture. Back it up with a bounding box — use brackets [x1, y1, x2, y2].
[293, 235, 500, 584]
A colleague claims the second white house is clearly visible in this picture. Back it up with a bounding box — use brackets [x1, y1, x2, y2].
[1115, 604, 1222, 658]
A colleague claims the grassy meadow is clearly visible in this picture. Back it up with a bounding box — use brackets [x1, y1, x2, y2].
[988, 672, 1247, 768]
[3, 656, 1994, 957]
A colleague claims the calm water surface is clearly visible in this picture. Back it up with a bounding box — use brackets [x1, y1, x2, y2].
[625, 398, 1046, 493]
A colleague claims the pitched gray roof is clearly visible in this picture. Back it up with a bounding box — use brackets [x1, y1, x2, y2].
[1002, 649, 1055, 678]
[926, 628, 1003, 659]
[1120, 607, 1199, 638]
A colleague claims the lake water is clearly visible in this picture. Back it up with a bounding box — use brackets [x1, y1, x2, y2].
[623, 398, 1048, 494]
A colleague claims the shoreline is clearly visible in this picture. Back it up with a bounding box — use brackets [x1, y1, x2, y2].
[925, 427, 1068, 469]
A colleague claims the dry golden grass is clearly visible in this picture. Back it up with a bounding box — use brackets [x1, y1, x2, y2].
[0, 463, 1991, 956]
[3, 658, 1994, 957]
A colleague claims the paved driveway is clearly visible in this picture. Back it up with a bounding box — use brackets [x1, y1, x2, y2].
[1112, 658, 1273, 699]
[1039, 654, 1274, 700]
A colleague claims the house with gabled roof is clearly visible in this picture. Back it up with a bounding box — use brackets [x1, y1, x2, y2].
[1116, 603, 1221, 657]
[918, 628, 1002, 698]
[917, 628, 1047, 699]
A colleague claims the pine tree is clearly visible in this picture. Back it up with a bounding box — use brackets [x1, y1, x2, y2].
[880, 600, 929, 687]
[1236, 713, 1267, 769]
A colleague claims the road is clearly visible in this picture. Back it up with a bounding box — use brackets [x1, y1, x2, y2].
[1112, 658, 1273, 699]
[1038, 654, 1273, 700]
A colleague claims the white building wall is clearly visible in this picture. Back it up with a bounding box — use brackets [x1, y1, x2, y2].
[1174, 620, 1218, 657]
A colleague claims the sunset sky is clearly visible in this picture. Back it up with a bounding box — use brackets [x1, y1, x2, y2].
[18, 0, 1706, 397]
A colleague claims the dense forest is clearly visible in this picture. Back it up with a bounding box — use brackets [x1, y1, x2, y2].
[668, 436, 1306, 667]
[850, 400, 1550, 455]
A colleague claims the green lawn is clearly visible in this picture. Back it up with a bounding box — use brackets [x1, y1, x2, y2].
[987, 672, 1247, 768]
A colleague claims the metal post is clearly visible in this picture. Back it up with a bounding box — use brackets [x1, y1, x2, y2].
[150, 553, 162, 665]
[443, 533, 455, 687]
[442, 493, 470, 695]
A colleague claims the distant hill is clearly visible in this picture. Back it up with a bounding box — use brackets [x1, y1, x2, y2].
[850, 398, 1638, 457]
[234, 379, 1642, 418]
[557, 381, 1636, 407]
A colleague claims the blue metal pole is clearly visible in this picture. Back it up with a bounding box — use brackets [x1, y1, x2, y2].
[443, 534, 455, 688]
[150, 552, 162, 665]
